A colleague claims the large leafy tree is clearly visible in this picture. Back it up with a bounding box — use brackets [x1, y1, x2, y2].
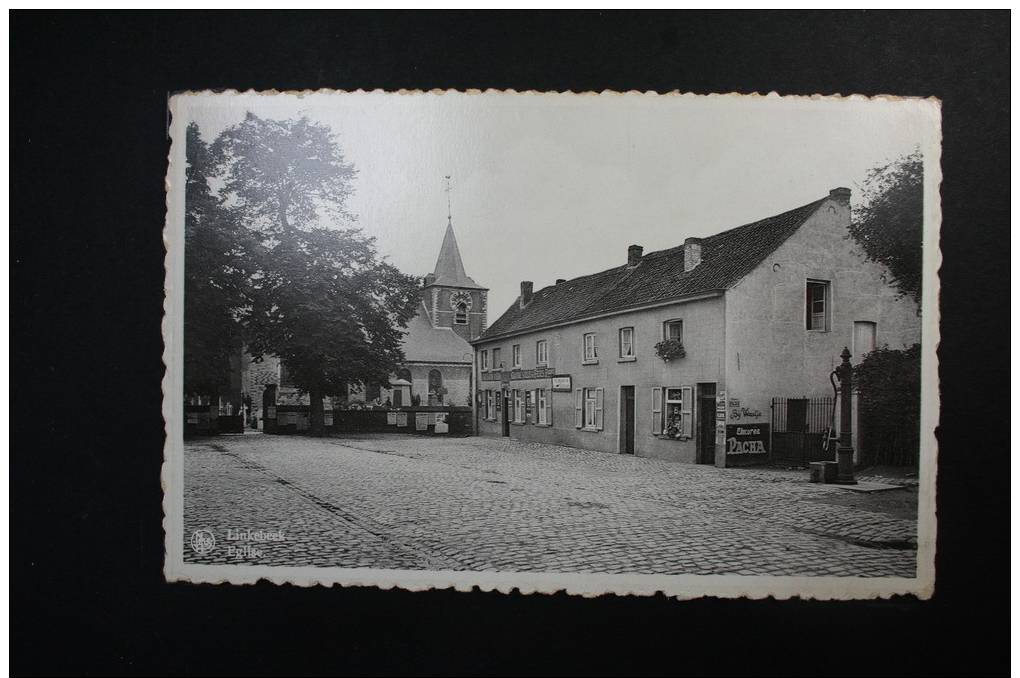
[183, 122, 254, 401]
[214, 113, 420, 434]
[849, 150, 924, 303]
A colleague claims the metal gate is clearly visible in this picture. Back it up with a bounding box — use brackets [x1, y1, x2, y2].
[770, 397, 835, 465]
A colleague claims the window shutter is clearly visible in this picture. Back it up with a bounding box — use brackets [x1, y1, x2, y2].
[595, 387, 605, 430]
[574, 388, 583, 428]
[652, 387, 662, 434]
[681, 386, 693, 438]
[530, 390, 537, 424]
[546, 392, 553, 426]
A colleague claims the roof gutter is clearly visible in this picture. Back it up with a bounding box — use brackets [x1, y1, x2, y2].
[470, 289, 726, 345]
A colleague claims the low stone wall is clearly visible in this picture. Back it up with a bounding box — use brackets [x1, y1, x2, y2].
[266, 406, 473, 436]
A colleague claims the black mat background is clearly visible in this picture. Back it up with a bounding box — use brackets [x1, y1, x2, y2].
[11, 10, 1010, 677]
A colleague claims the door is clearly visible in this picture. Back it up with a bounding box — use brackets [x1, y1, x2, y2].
[697, 383, 717, 464]
[502, 391, 511, 436]
[392, 389, 403, 408]
[621, 386, 635, 454]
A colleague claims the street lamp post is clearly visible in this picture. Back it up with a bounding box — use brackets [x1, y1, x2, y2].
[834, 347, 858, 485]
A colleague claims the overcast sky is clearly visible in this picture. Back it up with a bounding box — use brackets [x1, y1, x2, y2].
[185, 91, 937, 317]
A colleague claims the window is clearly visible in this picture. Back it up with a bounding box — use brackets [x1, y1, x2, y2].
[536, 340, 548, 366]
[537, 389, 550, 425]
[575, 387, 604, 430]
[512, 344, 521, 368]
[454, 302, 468, 325]
[492, 348, 501, 369]
[485, 390, 494, 420]
[806, 280, 830, 331]
[582, 333, 598, 363]
[853, 321, 877, 359]
[513, 389, 524, 423]
[619, 327, 635, 358]
[656, 386, 693, 438]
[428, 369, 443, 404]
[480, 350, 489, 371]
[664, 320, 683, 342]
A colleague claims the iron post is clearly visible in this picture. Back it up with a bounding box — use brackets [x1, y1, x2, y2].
[834, 347, 857, 485]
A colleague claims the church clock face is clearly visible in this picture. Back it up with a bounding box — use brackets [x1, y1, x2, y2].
[449, 290, 473, 311]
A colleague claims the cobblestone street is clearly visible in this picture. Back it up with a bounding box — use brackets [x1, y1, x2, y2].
[183, 433, 918, 577]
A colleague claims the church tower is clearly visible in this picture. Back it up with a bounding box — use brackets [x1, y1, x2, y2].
[423, 179, 488, 341]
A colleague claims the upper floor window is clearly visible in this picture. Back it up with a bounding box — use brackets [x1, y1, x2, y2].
[480, 350, 489, 371]
[664, 319, 683, 342]
[582, 332, 598, 363]
[512, 344, 522, 368]
[454, 302, 468, 325]
[536, 339, 548, 366]
[492, 348, 502, 368]
[619, 327, 635, 358]
[806, 280, 830, 331]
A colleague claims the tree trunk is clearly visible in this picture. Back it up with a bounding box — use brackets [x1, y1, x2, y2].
[309, 385, 325, 437]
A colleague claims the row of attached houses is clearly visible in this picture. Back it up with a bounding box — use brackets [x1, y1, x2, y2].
[469, 188, 921, 466]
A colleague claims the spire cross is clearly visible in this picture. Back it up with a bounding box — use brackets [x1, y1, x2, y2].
[444, 175, 452, 225]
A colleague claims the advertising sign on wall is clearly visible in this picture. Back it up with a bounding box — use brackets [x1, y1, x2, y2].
[395, 412, 408, 427]
[415, 413, 429, 431]
[386, 412, 397, 425]
[726, 423, 770, 455]
[551, 375, 572, 392]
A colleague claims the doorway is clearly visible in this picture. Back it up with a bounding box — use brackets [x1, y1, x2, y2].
[620, 386, 635, 454]
[697, 383, 717, 464]
[502, 391, 511, 437]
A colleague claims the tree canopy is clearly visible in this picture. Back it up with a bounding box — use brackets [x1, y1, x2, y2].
[189, 113, 421, 433]
[849, 150, 924, 303]
[183, 122, 254, 397]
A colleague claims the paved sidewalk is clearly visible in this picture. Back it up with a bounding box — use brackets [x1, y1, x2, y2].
[183, 433, 917, 576]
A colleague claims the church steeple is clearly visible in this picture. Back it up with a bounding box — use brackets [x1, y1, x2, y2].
[424, 176, 488, 340]
[431, 221, 483, 289]
[428, 176, 484, 290]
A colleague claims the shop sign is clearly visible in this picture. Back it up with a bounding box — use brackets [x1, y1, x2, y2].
[510, 367, 554, 380]
[726, 424, 769, 455]
[481, 371, 503, 382]
[715, 422, 727, 446]
[551, 375, 572, 391]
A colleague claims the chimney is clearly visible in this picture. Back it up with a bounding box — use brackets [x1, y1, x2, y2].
[829, 187, 851, 205]
[683, 237, 702, 271]
[627, 244, 644, 267]
[555, 278, 566, 285]
[520, 281, 534, 308]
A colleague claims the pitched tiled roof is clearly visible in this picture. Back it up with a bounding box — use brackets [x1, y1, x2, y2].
[476, 197, 826, 342]
[401, 303, 473, 363]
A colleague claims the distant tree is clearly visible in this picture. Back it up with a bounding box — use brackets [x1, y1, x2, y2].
[849, 150, 924, 303]
[183, 122, 254, 401]
[215, 113, 421, 435]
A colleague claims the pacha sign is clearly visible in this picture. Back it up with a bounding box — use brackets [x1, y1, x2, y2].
[726, 423, 769, 455]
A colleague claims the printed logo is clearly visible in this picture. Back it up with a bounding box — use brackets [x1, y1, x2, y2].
[190, 529, 216, 555]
